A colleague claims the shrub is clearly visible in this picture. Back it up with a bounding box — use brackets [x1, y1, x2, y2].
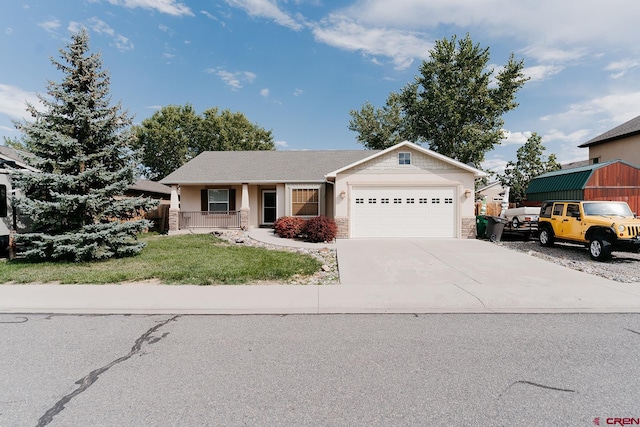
[303, 216, 337, 243]
[274, 216, 306, 239]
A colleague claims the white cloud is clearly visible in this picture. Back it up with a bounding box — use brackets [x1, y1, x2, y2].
[275, 140, 288, 148]
[260, 88, 269, 97]
[68, 21, 82, 33]
[206, 68, 257, 90]
[38, 19, 61, 33]
[104, 0, 194, 16]
[311, 14, 431, 70]
[481, 156, 507, 175]
[523, 65, 564, 82]
[293, 88, 303, 96]
[344, 1, 640, 48]
[502, 130, 532, 146]
[605, 59, 640, 79]
[5, 27, 14, 36]
[86, 17, 134, 51]
[541, 91, 640, 126]
[224, 0, 303, 30]
[0, 84, 40, 121]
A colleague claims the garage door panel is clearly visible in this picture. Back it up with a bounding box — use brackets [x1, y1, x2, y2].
[351, 187, 455, 238]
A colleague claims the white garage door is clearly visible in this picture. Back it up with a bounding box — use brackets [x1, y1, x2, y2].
[351, 187, 456, 238]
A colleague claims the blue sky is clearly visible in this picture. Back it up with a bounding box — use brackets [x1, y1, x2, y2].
[1, 0, 640, 175]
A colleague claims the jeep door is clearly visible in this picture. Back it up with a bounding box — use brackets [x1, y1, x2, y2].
[562, 203, 584, 241]
[549, 202, 565, 235]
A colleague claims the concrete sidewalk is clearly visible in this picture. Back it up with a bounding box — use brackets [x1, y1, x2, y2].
[2, 238, 640, 315]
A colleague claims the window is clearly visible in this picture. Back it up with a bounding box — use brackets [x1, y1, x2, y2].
[398, 152, 411, 165]
[406, 198, 415, 204]
[368, 198, 377, 204]
[381, 198, 389, 204]
[419, 198, 428, 204]
[0, 185, 6, 218]
[444, 198, 453, 204]
[292, 188, 319, 216]
[432, 198, 440, 204]
[355, 198, 364, 204]
[566, 203, 580, 217]
[552, 203, 564, 216]
[394, 198, 402, 204]
[208, 189, 229, 212]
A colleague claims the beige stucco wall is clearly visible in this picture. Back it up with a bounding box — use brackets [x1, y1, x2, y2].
[333, 148, 477, 238]
[588, 135, 640, 166]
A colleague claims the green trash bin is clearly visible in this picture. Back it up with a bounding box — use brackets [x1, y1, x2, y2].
[476, 215, 488, 239]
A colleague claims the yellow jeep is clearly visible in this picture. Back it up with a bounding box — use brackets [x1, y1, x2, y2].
[538, 200, 640, 261]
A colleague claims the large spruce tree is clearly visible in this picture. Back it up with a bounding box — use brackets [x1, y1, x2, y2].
[12, 29, 156, 262]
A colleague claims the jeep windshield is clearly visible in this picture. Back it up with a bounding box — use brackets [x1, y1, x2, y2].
[582, 202, 633, 217]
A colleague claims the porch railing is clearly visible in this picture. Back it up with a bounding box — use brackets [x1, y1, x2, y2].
[179, 211, 241, 229]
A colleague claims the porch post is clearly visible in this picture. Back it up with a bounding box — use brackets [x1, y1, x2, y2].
[240, 183, 250, 230]
[168, 185, 180, 233]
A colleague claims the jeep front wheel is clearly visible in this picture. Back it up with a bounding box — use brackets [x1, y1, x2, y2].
[589, 237, 612, 261]
[539, 227, 554, 247]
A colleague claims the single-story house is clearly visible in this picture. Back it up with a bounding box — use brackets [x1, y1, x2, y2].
[125, 179, 172, 203]
[0, 147, 38, 251]
[160, 141, 486, 238]
[476, 181, 507, 203]
[525, 159, 640, 214]
[578, 114, 640, 166]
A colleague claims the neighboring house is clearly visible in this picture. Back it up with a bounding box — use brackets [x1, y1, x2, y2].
[525, 159, 640, 214]
[160, 141, 486, 239]
[0, 147, 39, 252]
[578, 114, 640, 166]
[125, 179, 171, 203]
[476, 181, 507, 203]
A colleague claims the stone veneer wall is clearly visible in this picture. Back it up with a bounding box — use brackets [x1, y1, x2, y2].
[462, 217, 476, 239]
[335, 217, 349, 239]
[168, 209, 179, 233]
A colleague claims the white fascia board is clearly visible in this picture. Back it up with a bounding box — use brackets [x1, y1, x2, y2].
[325, 141, 488, 178]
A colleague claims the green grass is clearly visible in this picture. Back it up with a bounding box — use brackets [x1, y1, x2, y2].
[0, 234, 322, 285]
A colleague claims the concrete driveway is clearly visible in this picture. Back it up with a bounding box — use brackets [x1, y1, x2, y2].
[335, 238, 640, 312]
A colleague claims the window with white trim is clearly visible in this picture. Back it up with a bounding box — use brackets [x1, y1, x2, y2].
[398, 152, 411, 165]
[208, 189, 229, 212]
[292, 188, 319, 216]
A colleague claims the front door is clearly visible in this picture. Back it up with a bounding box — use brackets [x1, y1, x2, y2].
[262, 190, 277, 225]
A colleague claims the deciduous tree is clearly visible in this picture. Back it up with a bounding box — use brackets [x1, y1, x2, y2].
[349, 34, 528, 167]
[498, 132, 561, 203]
[135, 105, 274, 180]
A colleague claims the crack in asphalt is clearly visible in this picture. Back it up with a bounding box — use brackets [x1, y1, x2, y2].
[0, 316, 28, 324]
[35, 315, 181, 427]
[499, 380, 576, 398]
[625, 328, 640, 336]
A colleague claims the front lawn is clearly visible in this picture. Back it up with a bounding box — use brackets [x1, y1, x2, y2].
[0, 234, 322, 285]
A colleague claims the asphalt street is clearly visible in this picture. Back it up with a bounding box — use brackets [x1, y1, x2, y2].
[1, 313, 639, 426]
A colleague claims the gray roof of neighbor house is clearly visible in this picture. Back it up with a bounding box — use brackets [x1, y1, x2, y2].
[128, 179, 172, 195]
[160, 150, 381, 184]
[578, 114, 640, 147]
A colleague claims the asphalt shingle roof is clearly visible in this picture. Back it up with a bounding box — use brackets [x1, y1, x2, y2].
[579, 114, 640, 147]
[160, 150, 381, 184]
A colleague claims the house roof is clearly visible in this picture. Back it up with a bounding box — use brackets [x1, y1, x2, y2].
[526, 159, 635, 194]
[160, 150, 380, 185]
[578, 114, 640, 147]
[128, 179, 172, 195]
